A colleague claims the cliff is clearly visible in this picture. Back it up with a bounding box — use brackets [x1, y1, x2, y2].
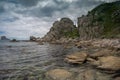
[43, 1, 120, 42]
[78, 1, 120, 39]
[43, 18, 79, 42]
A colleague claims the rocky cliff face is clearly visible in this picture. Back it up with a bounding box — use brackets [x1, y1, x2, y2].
[43, 1, 120, 41]
[78, 15, 104, 40]
[43, 18, 79, 41]
[78, 1, 120, 39]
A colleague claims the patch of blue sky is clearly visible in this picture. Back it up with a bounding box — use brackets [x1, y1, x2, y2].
[0, 31, 5, 35]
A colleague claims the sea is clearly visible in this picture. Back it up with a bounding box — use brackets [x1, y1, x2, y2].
[0, 41, 79, 80]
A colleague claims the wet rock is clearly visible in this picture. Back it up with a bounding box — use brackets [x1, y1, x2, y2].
[45, 69, 73, 80]
[87, 57, 100, 66]
[75, 40, 92, 48]
[115, 77, 120, 80]
[76, 69, 96, 80]
[97, 56, 120, 71]
[87, 56, 120, 71]
[65, 52, 88, 64]
[38, 42, 44, 45]
[76, 69, 111, 80]
[89, 49, 114, 58]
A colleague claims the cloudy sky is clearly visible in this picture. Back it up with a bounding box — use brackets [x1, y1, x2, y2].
[0, 0, 118, 40]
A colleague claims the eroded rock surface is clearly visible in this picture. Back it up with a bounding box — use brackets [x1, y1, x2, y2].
[45, 69, 73, 80]
[65, 52, 88, 64]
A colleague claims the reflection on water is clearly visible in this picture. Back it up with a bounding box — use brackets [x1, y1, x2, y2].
[0, 41, 79, 80]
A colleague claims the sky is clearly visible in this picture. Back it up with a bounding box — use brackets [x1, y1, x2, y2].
[0, 0, 118, 40]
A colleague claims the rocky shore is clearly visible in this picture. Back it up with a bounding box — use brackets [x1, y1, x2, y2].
[43, 39, 120, 80]
[40, 1, 120, 80]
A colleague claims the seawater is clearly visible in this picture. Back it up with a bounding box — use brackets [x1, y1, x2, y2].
[0, 41, 79, 80]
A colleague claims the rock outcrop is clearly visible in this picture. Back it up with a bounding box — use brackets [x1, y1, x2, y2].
[42, 1, 120, 42]
[43, 18, 79, 42]
[0, 36, 10, 40]
[78, 1, 120, 39]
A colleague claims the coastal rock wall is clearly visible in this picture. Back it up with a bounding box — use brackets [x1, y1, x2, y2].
[78, 1, 120, 39]
[78, 15, 104, 40]
[43, 1, 120, 42]
[43, 18, 79, 42]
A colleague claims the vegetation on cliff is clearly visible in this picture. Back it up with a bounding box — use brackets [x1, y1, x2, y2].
[89, 1, 120, 38]
[43, 1, 120, 41]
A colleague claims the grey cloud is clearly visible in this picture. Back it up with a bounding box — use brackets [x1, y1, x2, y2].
[0, 0, 118, 39]
[17, 0, 40, 7]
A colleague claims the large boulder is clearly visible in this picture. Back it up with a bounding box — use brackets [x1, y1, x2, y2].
[45, 69, 73, 80]
[65, 52, 88, 64]
[87, 56, 120, 71]
[97, 56, 120, 71]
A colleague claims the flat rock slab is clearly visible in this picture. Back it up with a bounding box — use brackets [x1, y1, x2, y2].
[45, 69, 73, 80]
[65, 52, 88, 64]
[76, 69, 111, 80]
[97, 56, 120, 71]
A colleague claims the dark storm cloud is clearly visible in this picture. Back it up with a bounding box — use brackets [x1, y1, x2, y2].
[0, 0, 39, 7]
[17, 0, 40, 7]
[0, 5, 4, 13]
[0, 0, 118, 17]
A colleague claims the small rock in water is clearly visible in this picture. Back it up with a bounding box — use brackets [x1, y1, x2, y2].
[45, 69, 73, 80]
[76, 69, 111, 80]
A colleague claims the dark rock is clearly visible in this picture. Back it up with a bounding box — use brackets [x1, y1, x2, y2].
[0, 36, 10, 40]
[11, 39, 19, 42]
[30, 36, 37, 41]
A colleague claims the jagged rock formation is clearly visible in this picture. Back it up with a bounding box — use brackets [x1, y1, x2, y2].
[43, 1, 120, 42]
[78, 1, 120, 39]
[0, 36, 10, 40]
[43, 18, 79, 42]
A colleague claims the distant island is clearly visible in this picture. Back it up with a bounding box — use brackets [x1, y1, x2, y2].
[0, 36, 10, 41]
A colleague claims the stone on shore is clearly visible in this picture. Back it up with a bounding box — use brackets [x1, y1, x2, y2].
[76, 69, 110, 80]
[87, 56, 120, 71]
[97, 56, 120, 71]
[45, 69, 72, 80]
[89, 49, 114, 58]
[87, 58, 100, 66]
[65, 52, 88, 64]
